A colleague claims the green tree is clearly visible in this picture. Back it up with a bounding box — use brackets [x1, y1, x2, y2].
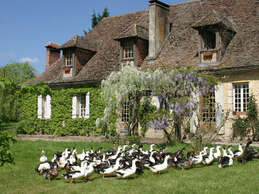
[232, 95, 259, 140]
[84, 8, 110, 35]
[0, 79, 16, 166]
[0, 62, 37, 122]
[0, 62, 37, 84]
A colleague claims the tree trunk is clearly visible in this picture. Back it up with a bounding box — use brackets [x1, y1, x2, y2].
[174, 117, 182, 142]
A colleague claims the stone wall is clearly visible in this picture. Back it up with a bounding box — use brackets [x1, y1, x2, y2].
[221, 70, 259, 140]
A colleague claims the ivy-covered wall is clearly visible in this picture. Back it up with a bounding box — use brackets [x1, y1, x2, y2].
[19, 87, 107, 136]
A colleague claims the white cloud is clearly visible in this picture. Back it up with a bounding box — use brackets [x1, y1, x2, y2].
[20, 57, 39, 64]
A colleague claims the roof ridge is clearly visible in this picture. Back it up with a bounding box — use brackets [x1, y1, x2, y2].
[170, 0, 200, 7]
[102, 9, 147, 21]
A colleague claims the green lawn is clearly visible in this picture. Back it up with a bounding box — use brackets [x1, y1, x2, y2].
[0, 140, 258, 194]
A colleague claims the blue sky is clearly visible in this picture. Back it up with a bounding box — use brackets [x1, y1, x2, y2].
[0, 0, 185, 73]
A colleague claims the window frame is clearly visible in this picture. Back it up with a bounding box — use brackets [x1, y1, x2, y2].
[72, 93, 90, 119]
[78, 94, 86, 118]
[122, 100, 130, 122]
[64, 49, 74, 68]
[121, 40, 134, 60]
[201, 90, 216, 125]
[233, 83, 249, 114]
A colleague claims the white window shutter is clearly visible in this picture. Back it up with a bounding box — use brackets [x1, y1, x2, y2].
[190, 90, 200, 134]
[215, 83, 225, 134]
[72, 95, 77, 119]
[45, 95, 51, 119]
[228, 83, 233, 116]
[37, 95, 43, 119]
[151, 96, 160, 109]
[85, 92, 90, 119]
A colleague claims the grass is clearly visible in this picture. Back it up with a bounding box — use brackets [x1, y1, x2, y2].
[0, 140, 259, 194]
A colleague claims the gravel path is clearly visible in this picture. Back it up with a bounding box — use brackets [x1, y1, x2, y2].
[16, 134, 259, 147]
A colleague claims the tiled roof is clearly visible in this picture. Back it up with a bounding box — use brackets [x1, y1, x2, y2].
[59, 35, 97, 51]
[143, 0, 258, 71]
[29, 10, 147, 85]
[192, 10, 237, 32]
[115, 12, 149, 40]
[30, 0, 258, 86]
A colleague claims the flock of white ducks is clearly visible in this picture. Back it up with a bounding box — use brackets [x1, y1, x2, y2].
[36, 140, 258, 183]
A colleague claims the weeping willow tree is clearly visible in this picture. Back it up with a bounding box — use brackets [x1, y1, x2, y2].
[96, 66, 217, 141]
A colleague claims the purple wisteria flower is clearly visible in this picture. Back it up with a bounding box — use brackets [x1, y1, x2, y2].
[150, 115, 169, 130]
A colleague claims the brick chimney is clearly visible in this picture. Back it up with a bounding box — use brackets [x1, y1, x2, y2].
[148, 0, 170, 59]
[45, 42, 60, 71]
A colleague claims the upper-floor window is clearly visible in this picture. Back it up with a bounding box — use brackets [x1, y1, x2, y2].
[37, 95, 51, 119]
[64, 49, 73, 67]
[72, 93, 90, 119]
[122, 41, 134, 60]
[234, 83, 249, 113]
[199, 30, 219, 64]
[201, 30, 216, 50]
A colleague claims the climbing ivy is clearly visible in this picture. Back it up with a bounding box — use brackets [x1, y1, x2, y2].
[18, 87, 110, 136]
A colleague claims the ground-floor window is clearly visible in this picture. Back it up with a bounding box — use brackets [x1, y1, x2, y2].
[72, 93, 90, 119]
[201, 90, 216, 124]
[233, 83, 249, 112]
[122, 100, 130, 122]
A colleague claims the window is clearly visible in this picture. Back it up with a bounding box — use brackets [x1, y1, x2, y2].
[199, 30, 219, 64]
[234, 83, 249, 112]
[201, 30, 216, 50]
[64, 49, 73, 67]
[72, 93, 90, 119]
[201, 91, 216, 124]
[122, 41, 134, 59]
[38, 95, 51, 119]
[122, 100, 130, 122]
[169, 23, 173, 32]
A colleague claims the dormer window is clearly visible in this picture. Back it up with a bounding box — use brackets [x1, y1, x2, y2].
[201, 30, 216, 50]
[192, 11, 237, 66]
[199, 29, 219, 64]
[64, 49, 73, 67]
[122, 41, 134, 60]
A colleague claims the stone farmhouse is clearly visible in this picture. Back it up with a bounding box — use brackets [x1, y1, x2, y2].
[28, 0, 259, 140]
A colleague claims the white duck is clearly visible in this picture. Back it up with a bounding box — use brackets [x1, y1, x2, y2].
[84, 162, 96, 180]
[62, 162, 88, 183]
[36, 161, 52, 174]
[57, 152, 69, 168]
[192, 152, 203, 165]
[222, 147, 228, 157]
[109, 146, 122, 160]
[213, 146, 221, 160]
[202, 147, 214, 166]
[76, 148, 86, 161]
[233, 144, 244, 159]
[149, 144, 155, 152]
[149, 151, 156, 164]
[40, 150, 48, 163]
[147, 155, 171, 174]
[115, 159, 140, 178]
[100, 157, 122, 179]
[67, 151, 77, 165]
[70, 160, 88, 171]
